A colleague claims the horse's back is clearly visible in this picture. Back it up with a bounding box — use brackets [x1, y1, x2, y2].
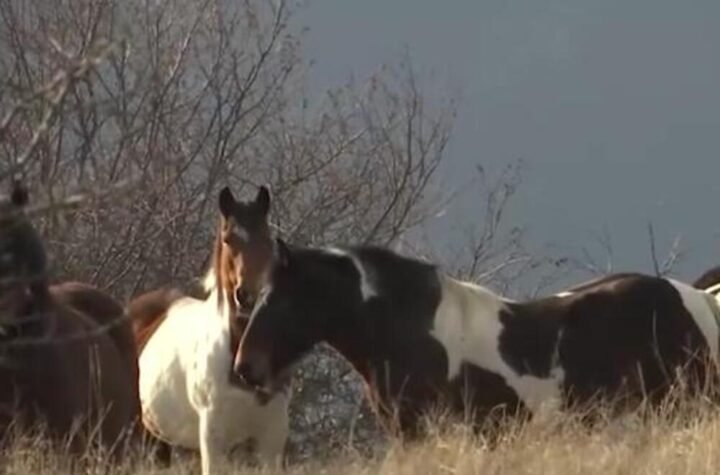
[694, 265, 720, 292]
[50, 281, 139, 386]
[560, 275, 717, 345]
[129, 287, 185, 353]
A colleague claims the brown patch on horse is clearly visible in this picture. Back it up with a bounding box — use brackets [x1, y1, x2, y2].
[50, 281, 139, 387]
[128, 287, 185, 354]
[693, 265, 720, 292]
[0, 294, 142, 454]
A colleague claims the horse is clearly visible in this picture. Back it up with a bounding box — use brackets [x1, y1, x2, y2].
[50, 281, 140, 398]
[693, 265, 720, 294]
[133, 185, 289, 475]
[0, 183, 140, 455]
[234, 239, 720, 436]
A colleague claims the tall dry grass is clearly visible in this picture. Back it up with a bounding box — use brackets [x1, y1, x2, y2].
[3, 393, 720, 475]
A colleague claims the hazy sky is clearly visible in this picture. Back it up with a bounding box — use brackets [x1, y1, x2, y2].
[297, 0, 720, 289]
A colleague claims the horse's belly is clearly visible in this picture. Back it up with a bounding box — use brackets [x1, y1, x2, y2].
[141, 379, 199, 448]
[139, 341, 199, 447]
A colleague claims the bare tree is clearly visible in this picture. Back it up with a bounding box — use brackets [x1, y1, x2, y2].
[0, 0, 532, 460]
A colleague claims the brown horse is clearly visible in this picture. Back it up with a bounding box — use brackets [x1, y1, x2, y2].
[130, 185, 289, 474]
[50, 281, 140, 397]
[0, 183, 140, 455]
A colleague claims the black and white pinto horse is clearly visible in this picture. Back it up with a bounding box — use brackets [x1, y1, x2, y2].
[234, 240, 720, 435]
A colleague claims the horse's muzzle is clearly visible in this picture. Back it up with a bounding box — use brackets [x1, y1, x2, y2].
[233, 360, 265, 390]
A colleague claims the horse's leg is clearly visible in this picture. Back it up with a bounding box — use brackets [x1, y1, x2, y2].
[198, 407, 228, 475]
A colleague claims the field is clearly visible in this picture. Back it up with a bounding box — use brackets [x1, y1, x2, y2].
[4, 398, 720, 475]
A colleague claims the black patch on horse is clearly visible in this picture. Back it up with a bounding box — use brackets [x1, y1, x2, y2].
[561, 275, 706, 405]
[499, 299, 564, 378]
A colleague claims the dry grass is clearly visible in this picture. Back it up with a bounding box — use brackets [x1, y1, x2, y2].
[4, 397, 720, 475]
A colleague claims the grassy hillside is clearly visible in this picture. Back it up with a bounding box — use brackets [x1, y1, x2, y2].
[4, 398, 720, 475]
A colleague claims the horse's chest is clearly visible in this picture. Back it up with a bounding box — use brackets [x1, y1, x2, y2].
[138, 314, 257, 448]
[139, 330, 197, 445]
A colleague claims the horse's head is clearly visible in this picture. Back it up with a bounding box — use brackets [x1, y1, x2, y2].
[234, 239, 326, 394]
[0, 181, 48, 324]
[214, 185, 273, 317]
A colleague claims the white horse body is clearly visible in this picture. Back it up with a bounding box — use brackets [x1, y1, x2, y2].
[139, 290, 289, 474]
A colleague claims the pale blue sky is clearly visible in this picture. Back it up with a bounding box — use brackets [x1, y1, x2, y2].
[297, 0, 720, 289]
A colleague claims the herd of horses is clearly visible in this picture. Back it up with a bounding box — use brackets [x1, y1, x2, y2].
[2, 180, 720, 474]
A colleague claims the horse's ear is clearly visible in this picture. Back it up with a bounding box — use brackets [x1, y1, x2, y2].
[274, 238, 291, 268]
[10, 180, 28, 207]
[255, 185, 270, 217]
[218, 186, 236, 218]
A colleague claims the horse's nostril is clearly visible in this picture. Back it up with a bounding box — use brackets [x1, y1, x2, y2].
[234, 361, 258, 387]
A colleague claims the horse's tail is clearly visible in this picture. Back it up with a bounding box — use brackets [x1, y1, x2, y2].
[693, 265, 720, 295]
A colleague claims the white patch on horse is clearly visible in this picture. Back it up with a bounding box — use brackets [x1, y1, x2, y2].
[554, 291, 573, 298]
[668, 278, 720, 364]
[324, 247, 347, 256]
[324, 247, 377, 300]
[705, 282, 720, 296]
[201, 268, 217, 294]
[429, 276, 564, 413]
[138, 288, 289, 474]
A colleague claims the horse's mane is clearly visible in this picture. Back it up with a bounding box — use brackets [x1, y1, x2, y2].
[197, 219, 224, 292]
[201, 219, 236, 316]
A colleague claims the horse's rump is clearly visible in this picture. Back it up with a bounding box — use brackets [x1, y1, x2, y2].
[50, 281, 139, 385]
[0, 297, 141, 453]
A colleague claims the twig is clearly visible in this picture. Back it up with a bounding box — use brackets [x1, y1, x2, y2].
[0, 39, 116, 182]
[648, 222, 661, 277]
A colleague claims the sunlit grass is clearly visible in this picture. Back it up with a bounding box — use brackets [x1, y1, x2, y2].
[4, 388, 720, 475]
